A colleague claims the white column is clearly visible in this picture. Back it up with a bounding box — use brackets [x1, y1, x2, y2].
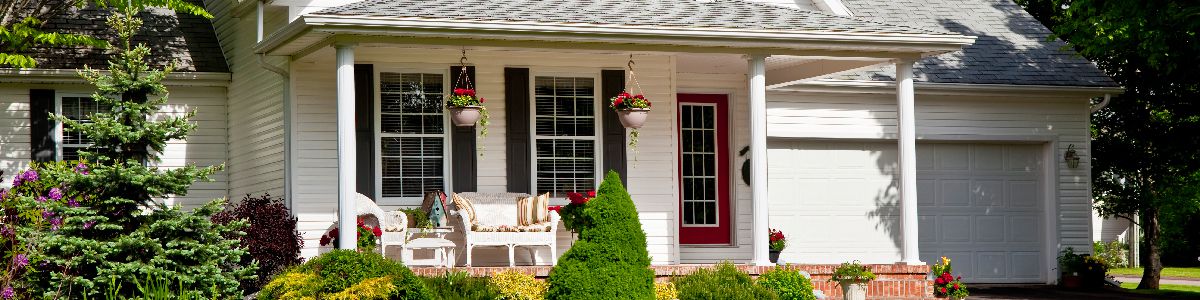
[335, 44, 358, 250]
[896, 59, 922, 264]
[748, 54, 771, 266]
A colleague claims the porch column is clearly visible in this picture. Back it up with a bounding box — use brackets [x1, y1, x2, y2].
[335, 44, 358, 250]
[896, 59, 922, 264]
[748, 54, 771, 266]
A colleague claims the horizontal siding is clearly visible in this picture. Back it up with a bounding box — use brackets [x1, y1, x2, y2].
[291, 46, 679, 263]
[766, 90, 1093, 254]
[0, 84, 229, 208]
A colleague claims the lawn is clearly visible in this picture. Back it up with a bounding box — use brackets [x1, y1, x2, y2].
[1110, 267, 1200, 279]
[1119, 282, 1200, 298]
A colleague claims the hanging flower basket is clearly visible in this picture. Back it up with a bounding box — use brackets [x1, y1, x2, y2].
[611, 55, 653, 150]
[447, 88, 486, 127]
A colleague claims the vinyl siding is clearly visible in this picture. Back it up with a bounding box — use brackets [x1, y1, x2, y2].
[290, 46, 679, 264]
[206, 0, 288, 198]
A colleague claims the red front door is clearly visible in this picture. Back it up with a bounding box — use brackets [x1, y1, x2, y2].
[678, 94, 731, 245]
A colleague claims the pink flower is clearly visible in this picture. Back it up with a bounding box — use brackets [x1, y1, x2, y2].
[48, 188, 63, 200]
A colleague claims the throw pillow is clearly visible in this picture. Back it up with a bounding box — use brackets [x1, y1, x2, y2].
[451, 193, 477, 225]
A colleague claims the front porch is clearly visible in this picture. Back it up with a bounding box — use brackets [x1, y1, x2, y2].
[409, 264, 933, 299]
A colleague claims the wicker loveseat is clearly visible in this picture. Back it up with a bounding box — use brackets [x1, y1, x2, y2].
[451, 192, 560, 267]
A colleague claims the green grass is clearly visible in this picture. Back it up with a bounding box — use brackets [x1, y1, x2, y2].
[1110, 267, 1200, 279]
[1120, 282, 1200, 298]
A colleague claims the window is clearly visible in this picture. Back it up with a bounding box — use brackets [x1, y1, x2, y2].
[532, 76, 599, 197]
[378, 72, 449, 199]
[58, 95, 105, 161]
[680, 104, 718, 226]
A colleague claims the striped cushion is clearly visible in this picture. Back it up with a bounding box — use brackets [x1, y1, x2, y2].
[533, 193, 550, 223]
[451, 193, 477, 225]
[516, 196, 532, 226]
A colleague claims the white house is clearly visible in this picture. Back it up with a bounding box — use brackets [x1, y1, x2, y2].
[1, 0, 1120, 285]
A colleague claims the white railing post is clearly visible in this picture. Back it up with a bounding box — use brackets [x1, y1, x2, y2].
[335, 44, 358, 250]
[748, 54, 772, 266]
[896, 59, 922, 265]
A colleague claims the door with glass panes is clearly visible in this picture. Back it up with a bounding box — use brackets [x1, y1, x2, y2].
[678, 94, 731, 245]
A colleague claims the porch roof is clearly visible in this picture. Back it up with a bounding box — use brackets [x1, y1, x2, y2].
[256, 0, 976, 58]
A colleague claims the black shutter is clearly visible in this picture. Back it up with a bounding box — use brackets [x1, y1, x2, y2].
[354, 64, 376, 199]
[600, 70, 628, 183]
[504, 68, 531, 193]
[450, 66, 478, 192]
[30, 89, 56, 162]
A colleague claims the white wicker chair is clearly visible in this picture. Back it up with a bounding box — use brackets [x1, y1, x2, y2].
[452, 192, 560, 267]
[329, 194, 408, 255]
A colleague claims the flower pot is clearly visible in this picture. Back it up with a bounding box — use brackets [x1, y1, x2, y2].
[449, 106, 483, 127]
[839, 280, 869, 300]
[769, 250, 781, 264]
[1060, 273, 1082, 289]
[617, 108, 650, 129]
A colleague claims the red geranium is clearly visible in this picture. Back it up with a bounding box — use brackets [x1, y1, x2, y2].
[548, 205, 563, 212]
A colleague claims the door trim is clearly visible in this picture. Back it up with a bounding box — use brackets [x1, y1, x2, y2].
[678, 93, 733, 245]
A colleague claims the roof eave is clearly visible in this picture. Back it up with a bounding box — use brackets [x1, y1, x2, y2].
[255, 14, 976, 57]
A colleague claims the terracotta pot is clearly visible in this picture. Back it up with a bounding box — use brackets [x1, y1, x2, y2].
[1060, 274, 1082, 288]
[617, 108, 650, 129]
[449, 106, 483, 126]
[769, 250, 781, 264]
[839, 280, 869, 300]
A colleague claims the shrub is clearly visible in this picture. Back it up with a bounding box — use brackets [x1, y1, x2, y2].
[212, 193, 303, 292]
[655, 282, 678, 300]
[546, 170, 655, 299]
[1093, 241, 1129, 268]
[422, 271, 500, 300]
[757, 268, 816, 300]
[490, 270, 546, 300]
[672, 263, 777, 300]
[829, 261, 876, 283]
[259, 250, 433, 300]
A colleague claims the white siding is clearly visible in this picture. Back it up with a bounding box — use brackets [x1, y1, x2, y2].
[207, 0, 288, 198]
[1092, 211, 1131, 243]
[290, 46, 680, 264]
[765, 89, 1093, 254]
[0, 84, 229, 208]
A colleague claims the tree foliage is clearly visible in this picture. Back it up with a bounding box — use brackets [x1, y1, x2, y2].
[0, 0, 209, 68]
[1016, 0, 1200, 290]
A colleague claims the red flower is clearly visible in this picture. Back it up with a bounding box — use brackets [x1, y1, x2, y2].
[634, 94, 644, 99]
[935, 277, 945, 285]
[939, 287, 947, 294]
[548, 206, 563, 212]
[586, 190, 596, 198]
[372, 226, 382, 237]
[614, 97, 624, 106]
[567, 192, 588, 205]
[953, 283, 959, 289]
[480, 97, 486, 103]
[620, 92, 630, 98]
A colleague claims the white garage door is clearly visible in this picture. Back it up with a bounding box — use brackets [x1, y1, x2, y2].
[767, 141, 1045, 283]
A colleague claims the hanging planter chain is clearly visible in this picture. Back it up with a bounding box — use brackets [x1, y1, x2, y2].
[448, 48, 489, 153]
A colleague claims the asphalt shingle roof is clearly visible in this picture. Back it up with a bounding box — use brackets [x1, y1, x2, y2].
[22, 2, 227, 72]
[313, 0, 954, 35]
[828, 0, 1116, 87]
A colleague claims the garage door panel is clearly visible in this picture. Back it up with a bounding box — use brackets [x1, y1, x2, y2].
[975, 252, 1010, 279]
[972, 180, 1006, 207]
[919, 215, 937, 242]
[1011, 252, 1044, 279]
[935, 144, 971, 170]
[973, 145, 1006, 171]
[1009, 216, 1039, 242]
[918, 179, 936, 206]
[942, 180, 971, 206]
[1009, 181, 1039, 208]
[974, 216, 1006, 242]
[941, 216, 972, 242]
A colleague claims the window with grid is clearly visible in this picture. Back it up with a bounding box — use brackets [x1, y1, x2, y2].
[680, 104, 718, 226]
[533, 76, 598, 198]
[379, 72, 447, 198]
[59, 96, 105, 161]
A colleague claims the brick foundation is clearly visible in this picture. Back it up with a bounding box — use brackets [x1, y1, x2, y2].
[411, 263, 932, 299]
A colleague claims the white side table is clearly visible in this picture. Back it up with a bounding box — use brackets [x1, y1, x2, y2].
[402, 238, 456, 267]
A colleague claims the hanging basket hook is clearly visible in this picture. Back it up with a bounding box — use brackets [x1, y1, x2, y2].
[460, 48, 468, 66]
[627, 54, 636, 71]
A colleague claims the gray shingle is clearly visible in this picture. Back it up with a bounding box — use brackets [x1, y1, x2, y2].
[313, 0, 954, 35]
[831, 0, 1116, 87]
[21, 1, 227, 73]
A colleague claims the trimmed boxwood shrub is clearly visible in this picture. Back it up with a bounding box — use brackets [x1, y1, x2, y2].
[672, 263, 777, 300]
[259, 250, 433, 300]
[757, 268, 817, 300]
[546, 170, 655, 299]
[212, 193, 303, 292]
[422, 271, 501, 300]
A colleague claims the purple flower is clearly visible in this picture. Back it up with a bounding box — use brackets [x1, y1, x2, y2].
[12, 254, 27, 268]
[0, 227, 11, 237]
[36, 196, 47, 203]
[49, 218, 62, 231]
[1, 286, 12, 299]
[83, 221, 96, 230]
[0, 189, 7, 199]
[74, 162, 89, 175]
[41, 210, 54, 219]
[48, 188, 63, 200]
[18, 170, 38, 184]
[67, 199, 79, 207]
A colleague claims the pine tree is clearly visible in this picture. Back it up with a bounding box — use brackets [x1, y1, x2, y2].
[20, 4, 254, 298]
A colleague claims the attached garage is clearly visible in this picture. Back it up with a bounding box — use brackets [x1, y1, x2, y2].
[767, 140, 1048, 283]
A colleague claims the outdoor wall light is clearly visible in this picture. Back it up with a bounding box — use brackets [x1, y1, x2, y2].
[1065, 144, 1081, 169]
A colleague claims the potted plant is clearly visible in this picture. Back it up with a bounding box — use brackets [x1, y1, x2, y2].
[446, 87, 489, 130]
[1078, 254, 1110, 288]
[609, 92, 652, 148]
[768, 228, 786, 264]
[830, 260, 876, 300]
[1058, 247, 1084, 288]
[319, 217, 383, 253]
[931, 257, 969, 299]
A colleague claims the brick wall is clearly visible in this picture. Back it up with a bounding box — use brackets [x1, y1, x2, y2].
[411, 263, 933, 299]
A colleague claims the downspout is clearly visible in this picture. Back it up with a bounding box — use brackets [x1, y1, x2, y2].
[255, 0, 296, 207]
[1090, 93, 1112, 113]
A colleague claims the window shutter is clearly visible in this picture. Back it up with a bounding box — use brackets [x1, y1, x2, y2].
[30, 89, 56, 162]
[504, 67, 531, 193]
[450, 66, 478, 192]
[600, 70, 627, 183]
[354, 64, 376, 199]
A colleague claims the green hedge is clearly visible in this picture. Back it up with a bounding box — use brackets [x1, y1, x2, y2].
[259, 250, 433, 300]
[546, 170, 655, 299]
[673, 263, 778, 300]
[757, 268, 817, 300]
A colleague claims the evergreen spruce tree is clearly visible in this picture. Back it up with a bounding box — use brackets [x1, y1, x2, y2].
[546, 171, 655, 299]
[22, 4, 254, 298]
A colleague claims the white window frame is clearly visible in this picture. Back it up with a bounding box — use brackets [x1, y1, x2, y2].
[528, 71, 604, 198]
[373, 67, 453, 205]
[678, 102, 721, 228]
[55, 93, 98, 162]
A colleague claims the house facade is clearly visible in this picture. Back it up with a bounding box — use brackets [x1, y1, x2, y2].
[1, 0, 1119, 284]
